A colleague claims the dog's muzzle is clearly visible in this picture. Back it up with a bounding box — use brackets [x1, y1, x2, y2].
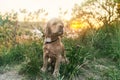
[58, 31, 63, 35]
[58, 27, 63, 35]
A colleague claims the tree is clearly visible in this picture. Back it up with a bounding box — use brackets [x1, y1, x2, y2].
[72, 0, 119, 27]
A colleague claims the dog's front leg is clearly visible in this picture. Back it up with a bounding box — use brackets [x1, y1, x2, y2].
[41, 54, 48, 72]
[53, 55, 61, 77]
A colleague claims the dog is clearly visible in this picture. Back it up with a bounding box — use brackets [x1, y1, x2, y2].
[41, 18, 68, 77]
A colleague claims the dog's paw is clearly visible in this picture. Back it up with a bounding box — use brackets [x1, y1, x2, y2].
[41, 67, 46, 72]
[61, 58, 69, 64]
[53, 71, 60, 77]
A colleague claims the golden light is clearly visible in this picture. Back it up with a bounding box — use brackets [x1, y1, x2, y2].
[0, 0, 84, 21]
[70, 21, 81, 29]
[70, 20, 84, 30]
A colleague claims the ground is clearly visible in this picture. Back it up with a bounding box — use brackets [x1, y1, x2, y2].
[0, 58, 119, 80]
[0, 65, 24, 80]
[0, 70, 23, 80]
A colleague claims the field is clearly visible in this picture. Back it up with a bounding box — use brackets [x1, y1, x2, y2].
[0, 20, 120, 80]
[0, 0, 120, 80]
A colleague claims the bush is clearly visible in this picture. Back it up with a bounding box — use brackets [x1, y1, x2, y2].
[60, 37, 94, 80]
[19, 41, 43, 79]
[110, 22, 120, 61]
[1, 44, 27, 65]
[93, 22, 120, 61]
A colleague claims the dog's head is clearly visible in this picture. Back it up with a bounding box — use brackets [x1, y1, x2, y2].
[45, 18, 64, 37]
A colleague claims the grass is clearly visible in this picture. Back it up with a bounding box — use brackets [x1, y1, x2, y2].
[93, 22, 120, 61]
[0, 20, 120, 80]
[83, 58, 120, 80]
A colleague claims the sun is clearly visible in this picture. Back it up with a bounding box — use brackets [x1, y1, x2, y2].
[69, 19, 90, 32]
[70, 20, 82, 29]
[69, 19, 86, 30]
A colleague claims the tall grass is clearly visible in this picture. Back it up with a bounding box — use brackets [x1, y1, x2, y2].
[93, 21, 120, 61]
[0, 16, 120, 79]
[0, 41, 43, 79]
[59, 36, 95, 79]
[19, 41, 43, 76]
[1, 44, 26, 65]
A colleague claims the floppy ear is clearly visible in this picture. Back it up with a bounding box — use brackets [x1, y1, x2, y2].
[44, 22, 51, 37]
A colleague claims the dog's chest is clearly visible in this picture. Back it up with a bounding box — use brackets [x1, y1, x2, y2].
[44, 43, 63, 54]
[46, 43, 61, 50]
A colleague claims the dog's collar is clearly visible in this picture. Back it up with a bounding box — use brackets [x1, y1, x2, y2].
[45, 37, 59, 44]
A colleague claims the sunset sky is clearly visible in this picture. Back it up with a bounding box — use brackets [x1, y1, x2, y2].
[0, 0, 84, 21]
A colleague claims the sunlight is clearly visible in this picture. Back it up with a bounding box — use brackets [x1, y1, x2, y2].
[69, 19, 87, 30]
[70, 20, 82, 29]
[0, 0, 84, 21]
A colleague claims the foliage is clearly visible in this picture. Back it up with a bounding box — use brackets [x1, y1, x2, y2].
[93, 22, 120, 61]
[0, 16, 10, 26]
[0, 44, 27, 66]
[0, 23, 120, 79]
[0, 14, 17, 49]
[114, 0, 120, 3]
[0, 0, 120, 79]
[60, 45, 92, 79]
[104, 67, 120, 80]
[19, 41, 43, 79]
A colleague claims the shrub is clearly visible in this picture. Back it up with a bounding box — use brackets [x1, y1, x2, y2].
[19, 41, 43, 79]
[93, 22, 120, 61]
[60, 37, 94, 80]
[1, 44, 27, 65]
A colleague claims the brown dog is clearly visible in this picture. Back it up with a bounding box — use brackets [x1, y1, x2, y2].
[41, 18, 68, 77]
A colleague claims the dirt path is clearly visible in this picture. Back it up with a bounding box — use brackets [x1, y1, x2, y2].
[0, 70, 23, 80]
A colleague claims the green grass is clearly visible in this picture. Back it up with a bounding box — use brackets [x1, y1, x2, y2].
[82, 58, 120, 80]
[93, 22, 120, 61]
[0, 21, 120, 80]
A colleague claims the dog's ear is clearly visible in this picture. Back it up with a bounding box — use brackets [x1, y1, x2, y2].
[45, 22, 51, 37]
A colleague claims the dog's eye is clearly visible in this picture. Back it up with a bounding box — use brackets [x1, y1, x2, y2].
[60, 25, 63, 28]
[59, 24, 63, 28]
